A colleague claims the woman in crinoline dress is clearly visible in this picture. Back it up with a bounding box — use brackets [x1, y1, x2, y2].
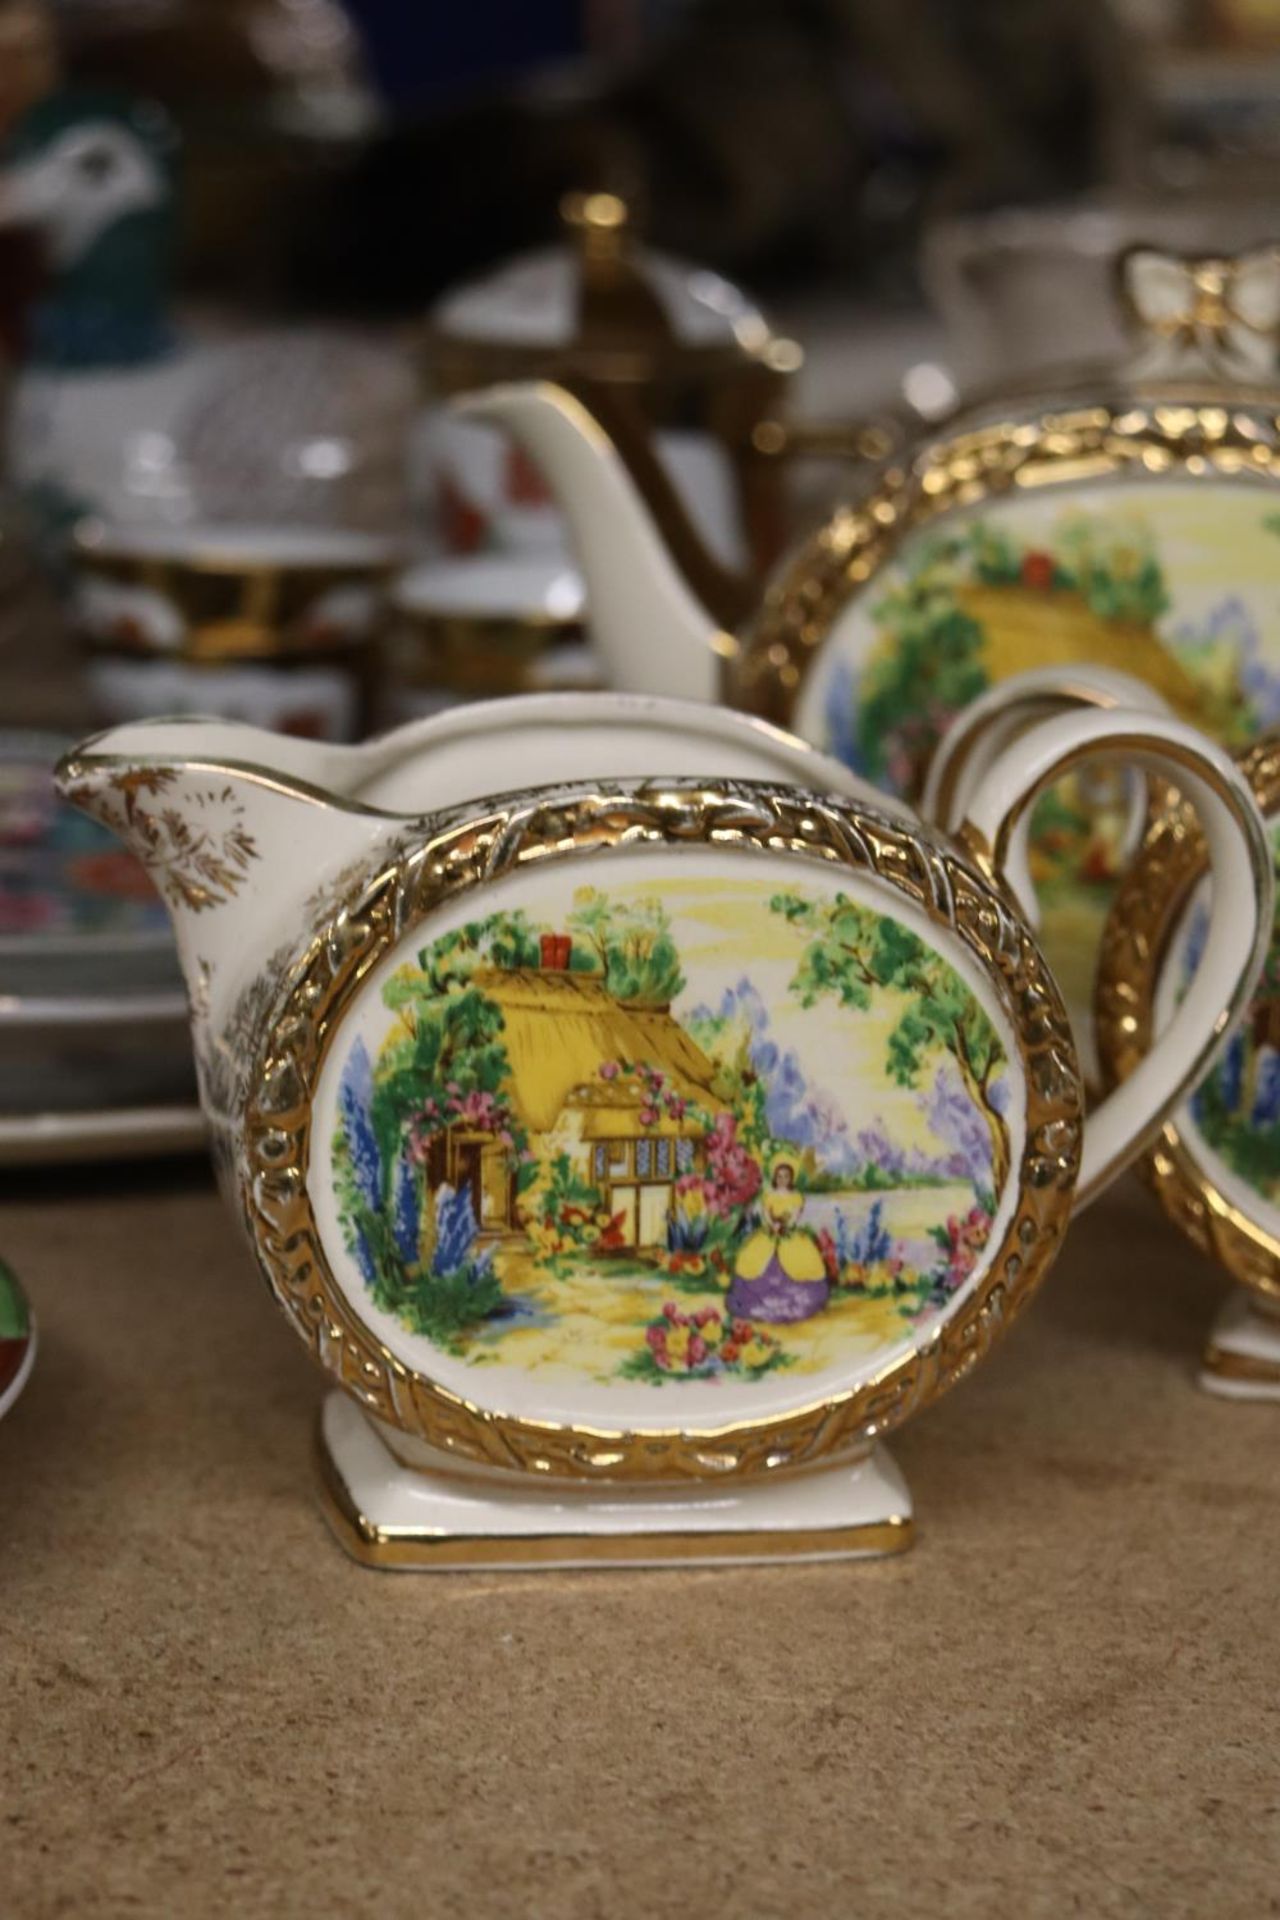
[726, 1154, 829, 1324]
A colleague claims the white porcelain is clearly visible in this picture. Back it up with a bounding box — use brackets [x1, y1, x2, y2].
[321, 1391, 912, 1571]
[1200, 1290, 1280, 1402]
[55, 691, 1271, 1568]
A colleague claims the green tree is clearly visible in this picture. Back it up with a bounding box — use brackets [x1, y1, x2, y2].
[568, 888, 684, 1008]
[409, 910, 543, 994]
[856, 578, 988, 790]
[770, 891, 1011, 1190]
[372, 981, 523, 1172]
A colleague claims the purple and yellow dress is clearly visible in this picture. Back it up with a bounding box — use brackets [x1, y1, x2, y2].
[726, 1188, 829, 1324]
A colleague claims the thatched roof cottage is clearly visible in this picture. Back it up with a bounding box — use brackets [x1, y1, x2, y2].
[440, 955, 721, 1249]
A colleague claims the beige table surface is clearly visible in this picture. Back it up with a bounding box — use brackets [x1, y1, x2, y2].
[1, 1158, 1276, 1920]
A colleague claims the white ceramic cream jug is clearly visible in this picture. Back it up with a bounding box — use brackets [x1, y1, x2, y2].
[56, 690, 1270, 1570]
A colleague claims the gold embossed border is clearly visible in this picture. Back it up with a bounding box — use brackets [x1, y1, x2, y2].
[241, 780, 1082, 1480]
[735, 400, 1280, 724]
[1096, 737, 1280, 1308]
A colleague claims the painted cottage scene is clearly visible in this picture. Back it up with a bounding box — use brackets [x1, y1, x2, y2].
[821, 490, 1280, 1015]
[332, 877, 1010, 1388]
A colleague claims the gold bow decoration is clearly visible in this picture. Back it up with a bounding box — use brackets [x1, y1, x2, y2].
[1119, 243, 1280, 381]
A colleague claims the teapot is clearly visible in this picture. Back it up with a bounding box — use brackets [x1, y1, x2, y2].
[56, 689, 1270, 1569]
[463, 243, 1280, 1054]
[415, 190, 901, 595]
[458, 242, 1280, 741]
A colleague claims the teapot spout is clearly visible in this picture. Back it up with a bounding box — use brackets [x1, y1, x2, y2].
[54, 718, 391, 1032]
[455, 381, 739, 703]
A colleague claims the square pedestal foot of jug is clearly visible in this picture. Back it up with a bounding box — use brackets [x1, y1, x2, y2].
[1200, 1288, 1280, 1401]
[315, 1392, 915, 1572]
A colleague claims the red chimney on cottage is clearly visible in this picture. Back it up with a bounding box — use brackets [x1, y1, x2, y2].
[539, 933, 572, 970]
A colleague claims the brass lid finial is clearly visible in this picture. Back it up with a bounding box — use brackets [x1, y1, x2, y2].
[560, 190, 630, 265]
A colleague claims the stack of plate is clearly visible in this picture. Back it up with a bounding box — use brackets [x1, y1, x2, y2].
[0, 731, 204, 1165]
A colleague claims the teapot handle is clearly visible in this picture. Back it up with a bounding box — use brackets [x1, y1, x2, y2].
[958, 707, 1273, 1211]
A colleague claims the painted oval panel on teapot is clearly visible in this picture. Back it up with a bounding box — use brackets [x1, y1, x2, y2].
[791, 474, 1280, 1017]
[306, 847, 1026, 1437]
[794, 478, 1280, 790]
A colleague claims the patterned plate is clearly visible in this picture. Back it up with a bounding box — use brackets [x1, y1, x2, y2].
[0, 730, 182, 1003]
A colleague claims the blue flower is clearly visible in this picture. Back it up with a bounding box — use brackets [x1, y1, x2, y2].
[339, 1038, 381, 1213]
[832, 1200, 892, 1268]
[1180, 903, 1210, 985]
[351, 1225, 375, 1285]
[1252, 1048, 1280, 1126]
[392, 1153, 418, 1263]
[823, 661, 863, 773]
[433, 1182, 480, 1277]
[1219, 1030, 1246, 1116]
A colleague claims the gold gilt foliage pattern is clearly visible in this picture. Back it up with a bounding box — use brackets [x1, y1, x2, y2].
[60, 766, 259, 912]
[1097, 736, 1280, 1310]
[238, 780, 1084, 1481]
[737, 400, 1280, 726]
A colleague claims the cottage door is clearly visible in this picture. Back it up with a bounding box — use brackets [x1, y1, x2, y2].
[452, 1142, 483, 1219]
[478, 1143, 510, 1229]
[612, 1186, 639, 1249]
[637, 1183, 673, 1248]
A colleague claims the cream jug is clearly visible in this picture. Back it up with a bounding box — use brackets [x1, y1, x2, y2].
[56, 691, 1271, 1569]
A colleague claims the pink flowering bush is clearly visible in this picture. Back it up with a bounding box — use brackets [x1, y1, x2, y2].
[596, 1058, 696, 1130]
[702, 1111, 762, 1216]
[405, 1081, 518, 1164]
[929, 1204, 993, 1294]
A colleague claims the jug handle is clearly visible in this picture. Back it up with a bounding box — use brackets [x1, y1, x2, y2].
[957, 707, 1273, 1211]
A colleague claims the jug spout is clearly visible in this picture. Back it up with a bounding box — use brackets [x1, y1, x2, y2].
[54, 718, 393, 1034]
[455, 382, 737, 704]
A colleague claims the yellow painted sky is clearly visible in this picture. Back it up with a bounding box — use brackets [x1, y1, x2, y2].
[588, 873, 995, 1157]
[883, 480, 1280, 618]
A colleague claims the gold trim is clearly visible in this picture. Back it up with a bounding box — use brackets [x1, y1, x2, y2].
[315, 1427, 914, 1569]
[1201, 1344, 1280, 1387]
[1096, 736, 1280, 1308]
[241, 779, 1081, 1481]
[736, 399, 1280, 730]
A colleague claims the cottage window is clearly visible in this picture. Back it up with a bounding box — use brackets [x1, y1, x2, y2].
[676, 1139, 695, 1173]
[608, 1142, 631, 1178]
[656, 1138, 673, 1177]
[593, 1143, 608, 1181]
[635, 1138, 652, 1177]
